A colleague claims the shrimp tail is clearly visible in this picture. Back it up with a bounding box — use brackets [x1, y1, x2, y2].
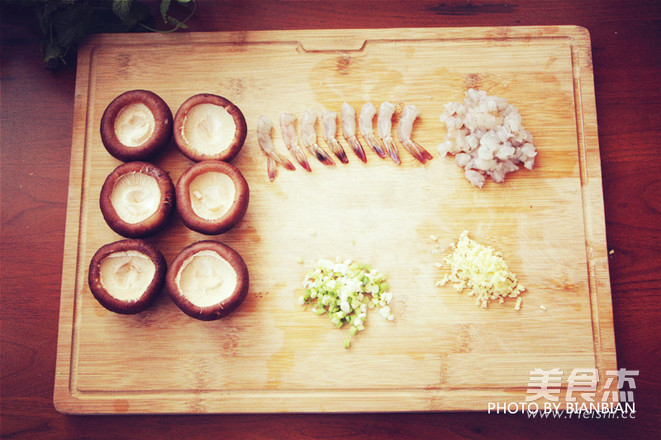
[266, 157, 277, 181]
[273, 151, 296, 170]
[291, 143, 312, 172]
[404, 139, 433, 164]
[311, 143, 335, 165]
[327, 138, 349, 164]
[383, 137, 401, 165]
[348, 136, 367, 163]
[366, 134, 387, 159]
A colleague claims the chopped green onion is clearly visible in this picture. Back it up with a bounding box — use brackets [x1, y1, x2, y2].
[299, 257, 394, 348]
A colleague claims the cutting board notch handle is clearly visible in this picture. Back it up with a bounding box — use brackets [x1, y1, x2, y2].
[297, 35, 367, 53]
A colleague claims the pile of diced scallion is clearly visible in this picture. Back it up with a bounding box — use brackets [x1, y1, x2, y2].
[298, 258, 394, 348]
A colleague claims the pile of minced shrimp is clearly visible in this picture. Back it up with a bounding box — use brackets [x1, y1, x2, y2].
[438, 88, 538, 187]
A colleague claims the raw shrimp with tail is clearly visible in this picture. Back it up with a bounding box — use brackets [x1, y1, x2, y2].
[341, 102, 367, 163]
[359, 103, 387, 159]
[280, 112, 311, 172]
[321, 110, 349, 164]
[301, 109, 334, 166]
[256, 115, 295, 181]
[377, 101, 401, 165]
[397, 104, 433, 164]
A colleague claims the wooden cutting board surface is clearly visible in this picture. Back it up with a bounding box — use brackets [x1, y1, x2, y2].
[54, 26, 616, 414]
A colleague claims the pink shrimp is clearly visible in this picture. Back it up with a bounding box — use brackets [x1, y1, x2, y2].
[377, 101, 401, 165]
[341, 102, 367, 163]
[321, 110, 349, 164]
[256, 115, 295, 181]
[397, 104, 433, 164]
[359, 102, 387, 159]
[301, 109, 334, 166]
[280, 112, 311, 172]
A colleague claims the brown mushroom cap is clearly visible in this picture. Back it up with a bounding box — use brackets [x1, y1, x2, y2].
[173, 94, 247, 162]
[166, 241, 249, 321]
[88, 239, 166, 314]
[100, 161, 175, 238]
[100, 90, 173, 162]
[176, 160, 249, 235]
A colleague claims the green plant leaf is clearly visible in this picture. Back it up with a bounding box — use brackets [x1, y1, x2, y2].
[37, 3, 60, 34]
[112, 0, 133, 22]
[167, 15, 188, 30]
[50, 4, 94, 48]
[14, 0, 197, 70]
[42, 39, 63, 64]
[160, 0, 171, 23]
[116, 1, 151, 28]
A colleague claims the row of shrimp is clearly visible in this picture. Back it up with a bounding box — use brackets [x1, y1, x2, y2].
[256, 102, 433, 181]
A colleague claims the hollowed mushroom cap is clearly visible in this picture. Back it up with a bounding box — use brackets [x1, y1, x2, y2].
[100, 90, 173, 161]
[173, 94, 247, 162]
[100, 161, 175, 238]
[166, 241, 249, 321]
[176, 160, 249, 235]
[88, 239, 166, 314]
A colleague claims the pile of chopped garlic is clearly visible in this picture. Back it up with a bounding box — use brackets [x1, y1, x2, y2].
[299, 258, 393, 348]
[436, 231, 525, 308]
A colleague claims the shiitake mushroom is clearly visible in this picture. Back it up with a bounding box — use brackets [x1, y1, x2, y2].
[100, 90, 173, 161]
[173, 94, 247, 162]
[176, 160, 249, 235]
[100, 161, 175, 238]
[88, 239, 166, 314]
[166, 241, 249, 321]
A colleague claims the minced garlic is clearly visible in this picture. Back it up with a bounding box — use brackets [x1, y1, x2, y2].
[437, 231, 525, 308]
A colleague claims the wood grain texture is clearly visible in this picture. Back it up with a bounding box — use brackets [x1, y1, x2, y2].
[2, 0, 661, 438]
[51, 26, 615, 414]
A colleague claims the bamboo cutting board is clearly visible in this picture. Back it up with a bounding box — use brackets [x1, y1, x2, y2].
[54, 26, 616, 414]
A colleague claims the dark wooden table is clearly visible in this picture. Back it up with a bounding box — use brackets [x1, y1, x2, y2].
[2, 1, 660, 438]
